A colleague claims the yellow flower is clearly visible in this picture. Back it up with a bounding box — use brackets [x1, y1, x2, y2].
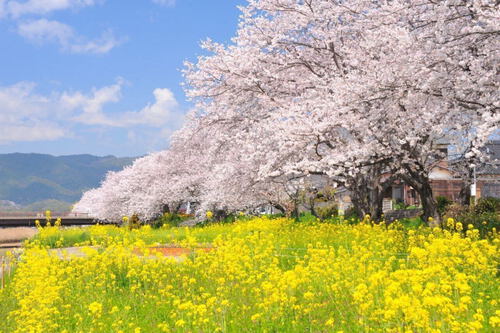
[88, 302, 103, 317]
[304, 291, 314, 300]
[206, 211, 213, 219]
[5, 216, 498, 332]
[251, 313, 262, 322]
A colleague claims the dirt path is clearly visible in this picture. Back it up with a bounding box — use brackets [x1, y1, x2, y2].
[0, 227, 37, 245]
[0, 244, 211, 282]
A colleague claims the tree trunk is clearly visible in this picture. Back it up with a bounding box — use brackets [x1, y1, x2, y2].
[346, 167, 389, 221]
[173, 202, 183, 214]
[458, 181, 471, 206]
[368, 190, 384, 221]
[350, 191, 369, 219]
[420, 182, 440, 226]
[402, 174, 440, 226]
[214, 209, 229, 221]
[309, 197, 319, 218]
[270, 202, 286, 215]
[292, 200, 300, 219]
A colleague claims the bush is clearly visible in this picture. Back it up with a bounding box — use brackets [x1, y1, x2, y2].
[297, 212, 318, 223]
[443, 203, 467, 218]
[128, 214, 142, 230]
[399, 217, 425, 229]
[392, 200, 406, 210]
[444, 202, 499, 239]
[316, 204, 338, 220]
[260, 213, 285, 219]
[436, 196, 452, 216]
[151, 213, 191, 228]
[391, 201, 420, 211]
[344, 206, 361, 220]
[474, 197, 500, 215]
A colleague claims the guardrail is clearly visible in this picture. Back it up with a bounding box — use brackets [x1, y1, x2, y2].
[0, 217, 115, 228]
[0, 212, 90, 218]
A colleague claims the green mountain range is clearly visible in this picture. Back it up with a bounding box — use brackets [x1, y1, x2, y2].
[0, 153, 135, 211]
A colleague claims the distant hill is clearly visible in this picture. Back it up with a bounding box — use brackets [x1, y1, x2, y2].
[0, 153, 136, 210]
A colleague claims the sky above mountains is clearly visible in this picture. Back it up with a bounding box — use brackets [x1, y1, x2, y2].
[0, 0, 245, 157]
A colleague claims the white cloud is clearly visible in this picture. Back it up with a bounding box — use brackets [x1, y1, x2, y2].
[17, 19, 73, 44]
[4, 0, 99, 18]
[17, 19, 122, 54]
[0, 82, 66, 143]
[2, 1, 123, 54]
[152, 0, 176, 7]
[68, 29, 123, 54]
[0, 124, 65, 144]
[65, 81, 123, 125]
[0, 82, 51, 119]
[119, 88, 181, 127]
[0, 80, 184, 145]
[69, 84, 182, 127]
[0, 1, 6, 18]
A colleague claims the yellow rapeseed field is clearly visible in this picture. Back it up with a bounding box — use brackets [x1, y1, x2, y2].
[0, 217, 498, 332]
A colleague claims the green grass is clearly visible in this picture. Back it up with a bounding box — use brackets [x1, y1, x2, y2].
[1, 217, 497, 332]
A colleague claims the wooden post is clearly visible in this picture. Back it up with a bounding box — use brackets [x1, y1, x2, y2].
[1, 257, 4, 289]
[7, 257, 10, 281]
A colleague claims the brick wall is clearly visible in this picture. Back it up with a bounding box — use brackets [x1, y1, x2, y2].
[430, 179, 463, 201]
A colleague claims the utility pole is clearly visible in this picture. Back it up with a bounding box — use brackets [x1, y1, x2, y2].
[470, 165, 477, 206]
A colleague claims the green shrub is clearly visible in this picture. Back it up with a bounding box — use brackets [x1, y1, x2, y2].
[151, 213, 190, 228]
[474, 197, 500, 215]
[128, 214, 142, 230]
[316, 204, 338, 220]
[436, 196, 453, 216]
[344, 206, 361, 220]
[444, 202, 499, 239]
[260, 213, 285, 219]
[399, 217, 425, 229]
[392, 200, 406, 210]
[220, 214, 237, 224]
[297, 212, 318, 223]
[456, 211, 499, 239]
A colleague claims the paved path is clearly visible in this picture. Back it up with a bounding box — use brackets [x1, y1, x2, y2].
[0, 244, 196, 281]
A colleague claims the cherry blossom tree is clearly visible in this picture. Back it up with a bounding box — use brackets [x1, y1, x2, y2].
[77, 0, 499, 224]
[184, 0, 499, 223]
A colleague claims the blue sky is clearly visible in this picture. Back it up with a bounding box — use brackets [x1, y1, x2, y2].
[0, 0, 246, 157]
